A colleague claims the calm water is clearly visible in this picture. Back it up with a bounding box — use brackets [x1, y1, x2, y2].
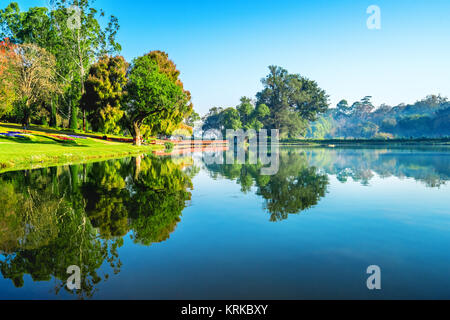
[0, 147, 449, 299]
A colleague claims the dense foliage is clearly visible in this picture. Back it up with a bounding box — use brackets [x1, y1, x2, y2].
[307, 95, 450, 139]
[81, 55, 128, 135]
[0, 0, 121, 129]
[124, 52, 192, 145]
[8, 43, 61, 126]
[0, 2, 195, 141]
[202, 66, 329, 139]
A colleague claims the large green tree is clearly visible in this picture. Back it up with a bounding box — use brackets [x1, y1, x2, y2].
[138, 51, 193, 137]
[202, 99, 270, 134]
[256, 65, 329, 138]
[80, 55, 128, 134]
[219, 107, 242, 132]
[124, 53, 191, 145]
[51, 0, 121, 130]
[236, 97, 254, 126]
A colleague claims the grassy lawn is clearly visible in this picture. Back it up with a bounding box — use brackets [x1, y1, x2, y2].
[0, 123, 162, 173]
[0, 122, 135, 140]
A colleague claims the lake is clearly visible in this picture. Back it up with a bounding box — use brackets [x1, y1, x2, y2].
[0, 146, 449, 299]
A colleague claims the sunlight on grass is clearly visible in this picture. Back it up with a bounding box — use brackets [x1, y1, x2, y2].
[0, 123, 162, 172]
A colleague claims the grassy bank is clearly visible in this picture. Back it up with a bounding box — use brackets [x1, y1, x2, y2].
[0, 123, 163, 173]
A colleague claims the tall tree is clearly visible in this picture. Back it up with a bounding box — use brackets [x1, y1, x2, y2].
[236, 96, 254, 126]
[51, 0, 121, 131]
[355, 96, 374, 120]
[336, 99, 351, 117]
[219, 107, 242, 132]
[256, 66, 329, 138]
[124, 54, 190, 145]
[140, 51, 193, 136]
[0, 38, 17, 118]
[80, 55, 128, 134]
[248, 103, 270, 131]
[8, 43, 60, 127]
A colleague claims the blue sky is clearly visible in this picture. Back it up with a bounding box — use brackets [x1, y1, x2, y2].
[15, 0, 450, 115]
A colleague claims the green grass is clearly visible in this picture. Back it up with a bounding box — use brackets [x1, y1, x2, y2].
[0, 123, 163, 173]
[0, 122, 140, 140]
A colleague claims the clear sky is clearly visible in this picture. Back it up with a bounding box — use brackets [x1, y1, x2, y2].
[15, 0, 450, 115]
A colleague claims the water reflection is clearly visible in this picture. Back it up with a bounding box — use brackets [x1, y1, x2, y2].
[0, 156, 194, 298]
[302, 147, 450, 187]
[205, 150, 329, 221]
[0, 146, 449, 298]
[203, 147, 450, 219]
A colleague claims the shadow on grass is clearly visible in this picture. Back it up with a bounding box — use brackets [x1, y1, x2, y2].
[0, 123, 89, 136]
[0, 123, 132, 141]
[0, 136, 88, 147]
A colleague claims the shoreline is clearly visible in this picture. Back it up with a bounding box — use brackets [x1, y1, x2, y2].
[0, 122, 164, 173]
[278, 138, 450, 147]
[0, 140, 163, 174]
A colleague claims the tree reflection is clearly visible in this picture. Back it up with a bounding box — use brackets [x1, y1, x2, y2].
[258, 156, 329, 222]
[128, 156, 193, 245]
[82, 160, 131, 238]
[304, 147, 450, 188]
[205, 150, 329, 221]
[0, 155, 194, 298]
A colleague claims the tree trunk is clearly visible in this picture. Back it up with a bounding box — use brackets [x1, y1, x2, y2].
[133, 121, 142, 146]
[80, 77, 86, 132]
[77, 28, 87, 132]
[50, 98, 57, 128]
[134, 155, 143, 180]
[83, 109, 86, 132]
[23, 100, 31, 129]
[70, 104, 78, 130]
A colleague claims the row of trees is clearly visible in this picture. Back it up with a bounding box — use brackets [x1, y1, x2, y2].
[202, 97, 270, 133]
[202, 65, 329, 139]
[0, 0, 121, 129]
[307, 95, 450, 139]
[0, 1, 194, 145]
[200, 63, 448, 140]
[80, 51, 193, 145]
